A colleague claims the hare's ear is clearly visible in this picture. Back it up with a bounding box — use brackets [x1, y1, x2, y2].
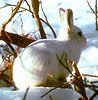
[59, 8, 65, 24]
[59, 8, 73, 29]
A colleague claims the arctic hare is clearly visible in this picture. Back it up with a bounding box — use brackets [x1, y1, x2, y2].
[13, 8, 86, 89]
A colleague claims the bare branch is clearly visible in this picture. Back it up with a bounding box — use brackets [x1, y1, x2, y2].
[68, 61, 87, 100]
[41, 87, 57, 98]
[56, 53, 73, 76]
[1, 2, 56, 38]
[49, 95, 53, 100]
[1, 0, 24, 31]
[86, 0, 98, 18]
[31, 0, 46, 39]
[6, 43, 17, 58]
[89, 89, 98, 100]
[41, 72, 72, 98]
[0, 3, 34, 17]
[23, 86, 30, 100]
[24, 0, 32, 12]
[88, 81, 98, 84]
[40, 1, 48, 22]
[47, 73, 72, 86]
[0, 0, 24, 55]
[82, 74, 98, 78]
[40, 1, 57, 38]
[0, 1, 35, 48]
[85, 84, 98, 88]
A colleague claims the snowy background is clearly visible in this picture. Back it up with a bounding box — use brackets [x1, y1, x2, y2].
[0, 0, 98, 100]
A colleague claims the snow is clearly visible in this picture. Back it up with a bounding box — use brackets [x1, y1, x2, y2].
[0, 87, 81, 100]
[0, 0, 98, 100]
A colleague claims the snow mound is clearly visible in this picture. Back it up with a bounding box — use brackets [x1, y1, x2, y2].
[0, 87, 81, 100]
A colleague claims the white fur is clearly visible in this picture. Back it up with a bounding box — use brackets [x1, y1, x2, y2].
[13, 8, 86, 89]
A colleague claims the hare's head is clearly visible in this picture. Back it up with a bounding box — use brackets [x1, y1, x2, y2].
[58, 8, 86, 47]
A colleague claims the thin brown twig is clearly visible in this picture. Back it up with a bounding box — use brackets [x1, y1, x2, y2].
[48, 73, 72, 85]
[85, 84, 98, 88]
[56, 53, 98, 100]
[86, 0, 98, 18]
[0, 0, 23, 56]
[0, 3, 34, 17]
[88, 81, 98, 84]
[1, 2, 56, 38]
[31, 0, 46, 39]
[89, 89, 98, 100]
[40, 18, 57, 38]
[40, 1, 48, 22]
[56, 53, 85, 87]
[42, 67, 98, 99]
[41, 72, 72, 98]
[6, 43, 17, 58]
[68, 61, 87, 100]
[41, 80, 72, 98]
[1, 0, 23, 30]
[40, 1, 57, 38]
[23, 86, 30, 100]
[41, 87, 57, 98]
[24, 0, 32, 13]
[82, 74, 98, 78]
[49, 95, 53, 100]
[47, 74, 58, 82]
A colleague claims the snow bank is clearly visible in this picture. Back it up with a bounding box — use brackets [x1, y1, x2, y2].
[0, 87, 81, 100]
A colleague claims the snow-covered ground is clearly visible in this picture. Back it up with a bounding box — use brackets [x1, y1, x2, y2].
[0, 0, 98, 100]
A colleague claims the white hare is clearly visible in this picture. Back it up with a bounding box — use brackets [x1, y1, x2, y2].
[13, 8, 86, 89]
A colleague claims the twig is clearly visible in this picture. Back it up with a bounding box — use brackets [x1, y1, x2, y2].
[1, 2, 56, 38]
[40, 1, 48, 22]
[40, 18, 57, 38]
[19, 14, 25, 35]
[40, 1, 57, 38]
[0, 3, 34, 17]
[56, 53, 74, 76]
[0, 0, 24, 55]
[86, 0, 98, 18]
[41, 87, 57, 98]
[41, 78, 72, 98]
[6, 43, 17, 58]
[56, 53, 98, 100]
[68, 61, 88, 100]
[0, 71, 16, 88]
[49, 95, 53, 100]
[0, 1, 35, 48]
[24, 0, 32, 12]
[1, 0, 23, 31]
[31, 0, 46, 39]
[95, 0, 98, 30]
[47, 74, 59, 82]
[82, 74, 98, 78]
[48, 73, 72, 87]
[23, 86, 30, 100]
[88, 81, 98, 84]
[41, 71, 73, 98]
[56, 53, 73, 73]
[85, 84, 98, 88]
[89, 89, 98, 100]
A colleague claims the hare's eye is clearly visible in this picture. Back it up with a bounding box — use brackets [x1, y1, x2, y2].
[78, 31, 82, 37]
